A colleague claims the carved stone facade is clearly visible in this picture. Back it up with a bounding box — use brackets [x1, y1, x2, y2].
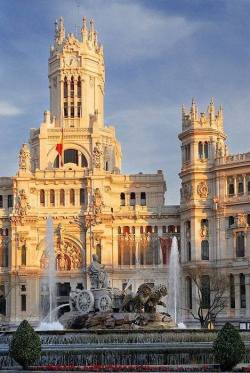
[0, 18, 249, 328]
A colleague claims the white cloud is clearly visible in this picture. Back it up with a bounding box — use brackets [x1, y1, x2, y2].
[57, 0, 199, 63]
[0, 101, 22, 116]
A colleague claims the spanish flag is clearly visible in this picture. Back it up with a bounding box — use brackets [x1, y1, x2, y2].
[56, 128, 64, 166]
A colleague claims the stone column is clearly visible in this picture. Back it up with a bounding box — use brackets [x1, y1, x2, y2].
[243, 174, 247, 195]
[135, 226, 141, 268]
[234, 177, 237, 196]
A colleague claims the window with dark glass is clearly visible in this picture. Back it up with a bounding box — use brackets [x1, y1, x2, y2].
[50, 189, 55, 206]
[228, 216, 235, 227]
[64, 149, 78, 165]
[238, 182, 244, 194]
[140, 192, 146, 206]
[77, 76, 81, 98]
[70, 76, 74, 98]
[60, 189, 65, 206]
[80, 189, 85, 205]
[201, 240, 209, 260]
[248, 214, 250, 226]
[21, 294, 26, 312]
[77, 102, 81, 117]
[130, 192, 136, 206]
[64, 103, 68, 118]
[40, 190, 45, 206]
[0, 285, 6, 315]
[248, 181, 250, 193]
[70, 189, 75, 205]
[7, 195, 13, 208]
[0, 196, 3, 208]
[162, 226, 166, 234]
[240, 273, 246, 308]
[228, 182, 235, 195]
[236, 232, 245, 257]
[63, 77, 68, 98]
[204, 141, 209, 159]
[230, 274, 235, 308]
[120, 193, 125, 206]
[198, 142, 203, 158]
[70, 103, 74, 118]
[21, 245, 26, 266]
[168, 225, 175, 233]
[154, 226, 158, 233]
[201, 275, 210, 308]
[187, 241, 191, 261]
[57, 282, 71, 297]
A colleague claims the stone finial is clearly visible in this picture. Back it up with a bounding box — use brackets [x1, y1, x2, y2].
[19, 144, 31, 173]
[81, 16, 88, 42]
[55, 16, 65, 44]
[89, 18, 95, 40]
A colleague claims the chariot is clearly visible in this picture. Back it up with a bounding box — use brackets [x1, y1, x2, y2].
[70, 287, 124, 314]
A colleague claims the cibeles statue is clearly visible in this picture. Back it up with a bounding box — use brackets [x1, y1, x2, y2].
[87, 254, 109, 289]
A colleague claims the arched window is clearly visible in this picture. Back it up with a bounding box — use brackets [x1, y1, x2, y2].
[77, 76, 81, 98]
[204, 141, 209, 159]
[146, 226, 152, 234]
[63, 77, 68, 98]
[21, 245, 26, 266]
[228, 216, 235, 227]
[120, 193, 125, 206]
[77, 101, 81, 118]
[59, 189, 65, 206]
[140, 192, 146, 206]
[230, 274, 235, 308]
[186, 276, 192, 309]
[80, 189, 85, 205]
[236, 232, 245, 257]
[123, 226, 130, 234]
[201, 240, 209, 260]
[130, 192, 136, 206]
[201, 275, 210, 308]
[65, 149, 78, 164]
[70, 102, 74, 118]
[70, 76, 74, 98]
[40, 190, 45, 206]
[240, 273, 246, 308]
[69, 189, 75, 205]
[198, 142, 203, 159]
[50, 190, 55, 206]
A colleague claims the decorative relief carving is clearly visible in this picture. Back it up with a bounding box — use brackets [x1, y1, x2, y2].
[15, 190, 31, 217]
[182, 182, 193, 202]
[93, 142, 103, 168]
[197, 181, 209, 198]
[40, 239, 82, 271]
[93, 188, 104, 215]
[19, 144, 31, 172]
[236, 213, 247, 228]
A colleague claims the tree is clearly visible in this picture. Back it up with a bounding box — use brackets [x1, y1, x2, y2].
[185, 267, 229, 328]
[10, 320, 41, 369]
[213, 322, 245, 371]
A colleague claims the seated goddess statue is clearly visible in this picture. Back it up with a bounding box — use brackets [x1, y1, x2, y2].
[87, 254, 109, 289]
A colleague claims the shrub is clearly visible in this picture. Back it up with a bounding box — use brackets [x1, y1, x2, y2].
[213, 322, 245, 371]
[10, 319, 41, 369]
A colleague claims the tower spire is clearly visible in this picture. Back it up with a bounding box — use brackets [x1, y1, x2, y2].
[81, 16, 88, 42]
[55, 17, 65, 44]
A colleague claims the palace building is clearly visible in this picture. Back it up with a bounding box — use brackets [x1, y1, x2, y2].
[0, 17, 249, 327]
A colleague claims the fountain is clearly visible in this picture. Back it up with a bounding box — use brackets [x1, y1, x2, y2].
[37, 217, 63, 331]
[167, 236, 181, 325]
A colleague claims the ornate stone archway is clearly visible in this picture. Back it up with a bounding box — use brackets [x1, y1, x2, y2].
[40, 238, 83, 271]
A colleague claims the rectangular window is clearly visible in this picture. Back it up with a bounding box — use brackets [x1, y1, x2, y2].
[248, 181, 250, 193]
[21, 294, 26, 312]
[80, 188, 85, 205]
[228, 183, 235, 195]
[201, 275, 210, 309]
[77, 102, 81, 118]
[240, 274, 246, 309]
[0, 196, 3, 208]
[230, 274, 235, 309]
[238, 182, 244, 194]
[140, 192, 146, 206]
[187, 277, 192, 309]
[187, 242, 191, 261]
[64, 103, 68, 118]
[7, 195, 13, 208]
[236, 232, 245, 257]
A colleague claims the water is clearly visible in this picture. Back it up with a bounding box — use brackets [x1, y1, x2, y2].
[167, 236, 181, 324]
[38, 217, 63, 330]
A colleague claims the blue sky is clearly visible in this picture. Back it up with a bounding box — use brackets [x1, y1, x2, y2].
[1, 0, 250, 204]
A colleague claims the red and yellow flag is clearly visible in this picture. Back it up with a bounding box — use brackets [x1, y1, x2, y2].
[56, 128, 64, 166]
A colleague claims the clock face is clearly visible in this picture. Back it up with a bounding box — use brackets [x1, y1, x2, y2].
[64, 56, 79, 67]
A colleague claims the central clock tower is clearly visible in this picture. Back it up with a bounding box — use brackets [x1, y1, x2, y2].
[49, 17, 105, 129]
